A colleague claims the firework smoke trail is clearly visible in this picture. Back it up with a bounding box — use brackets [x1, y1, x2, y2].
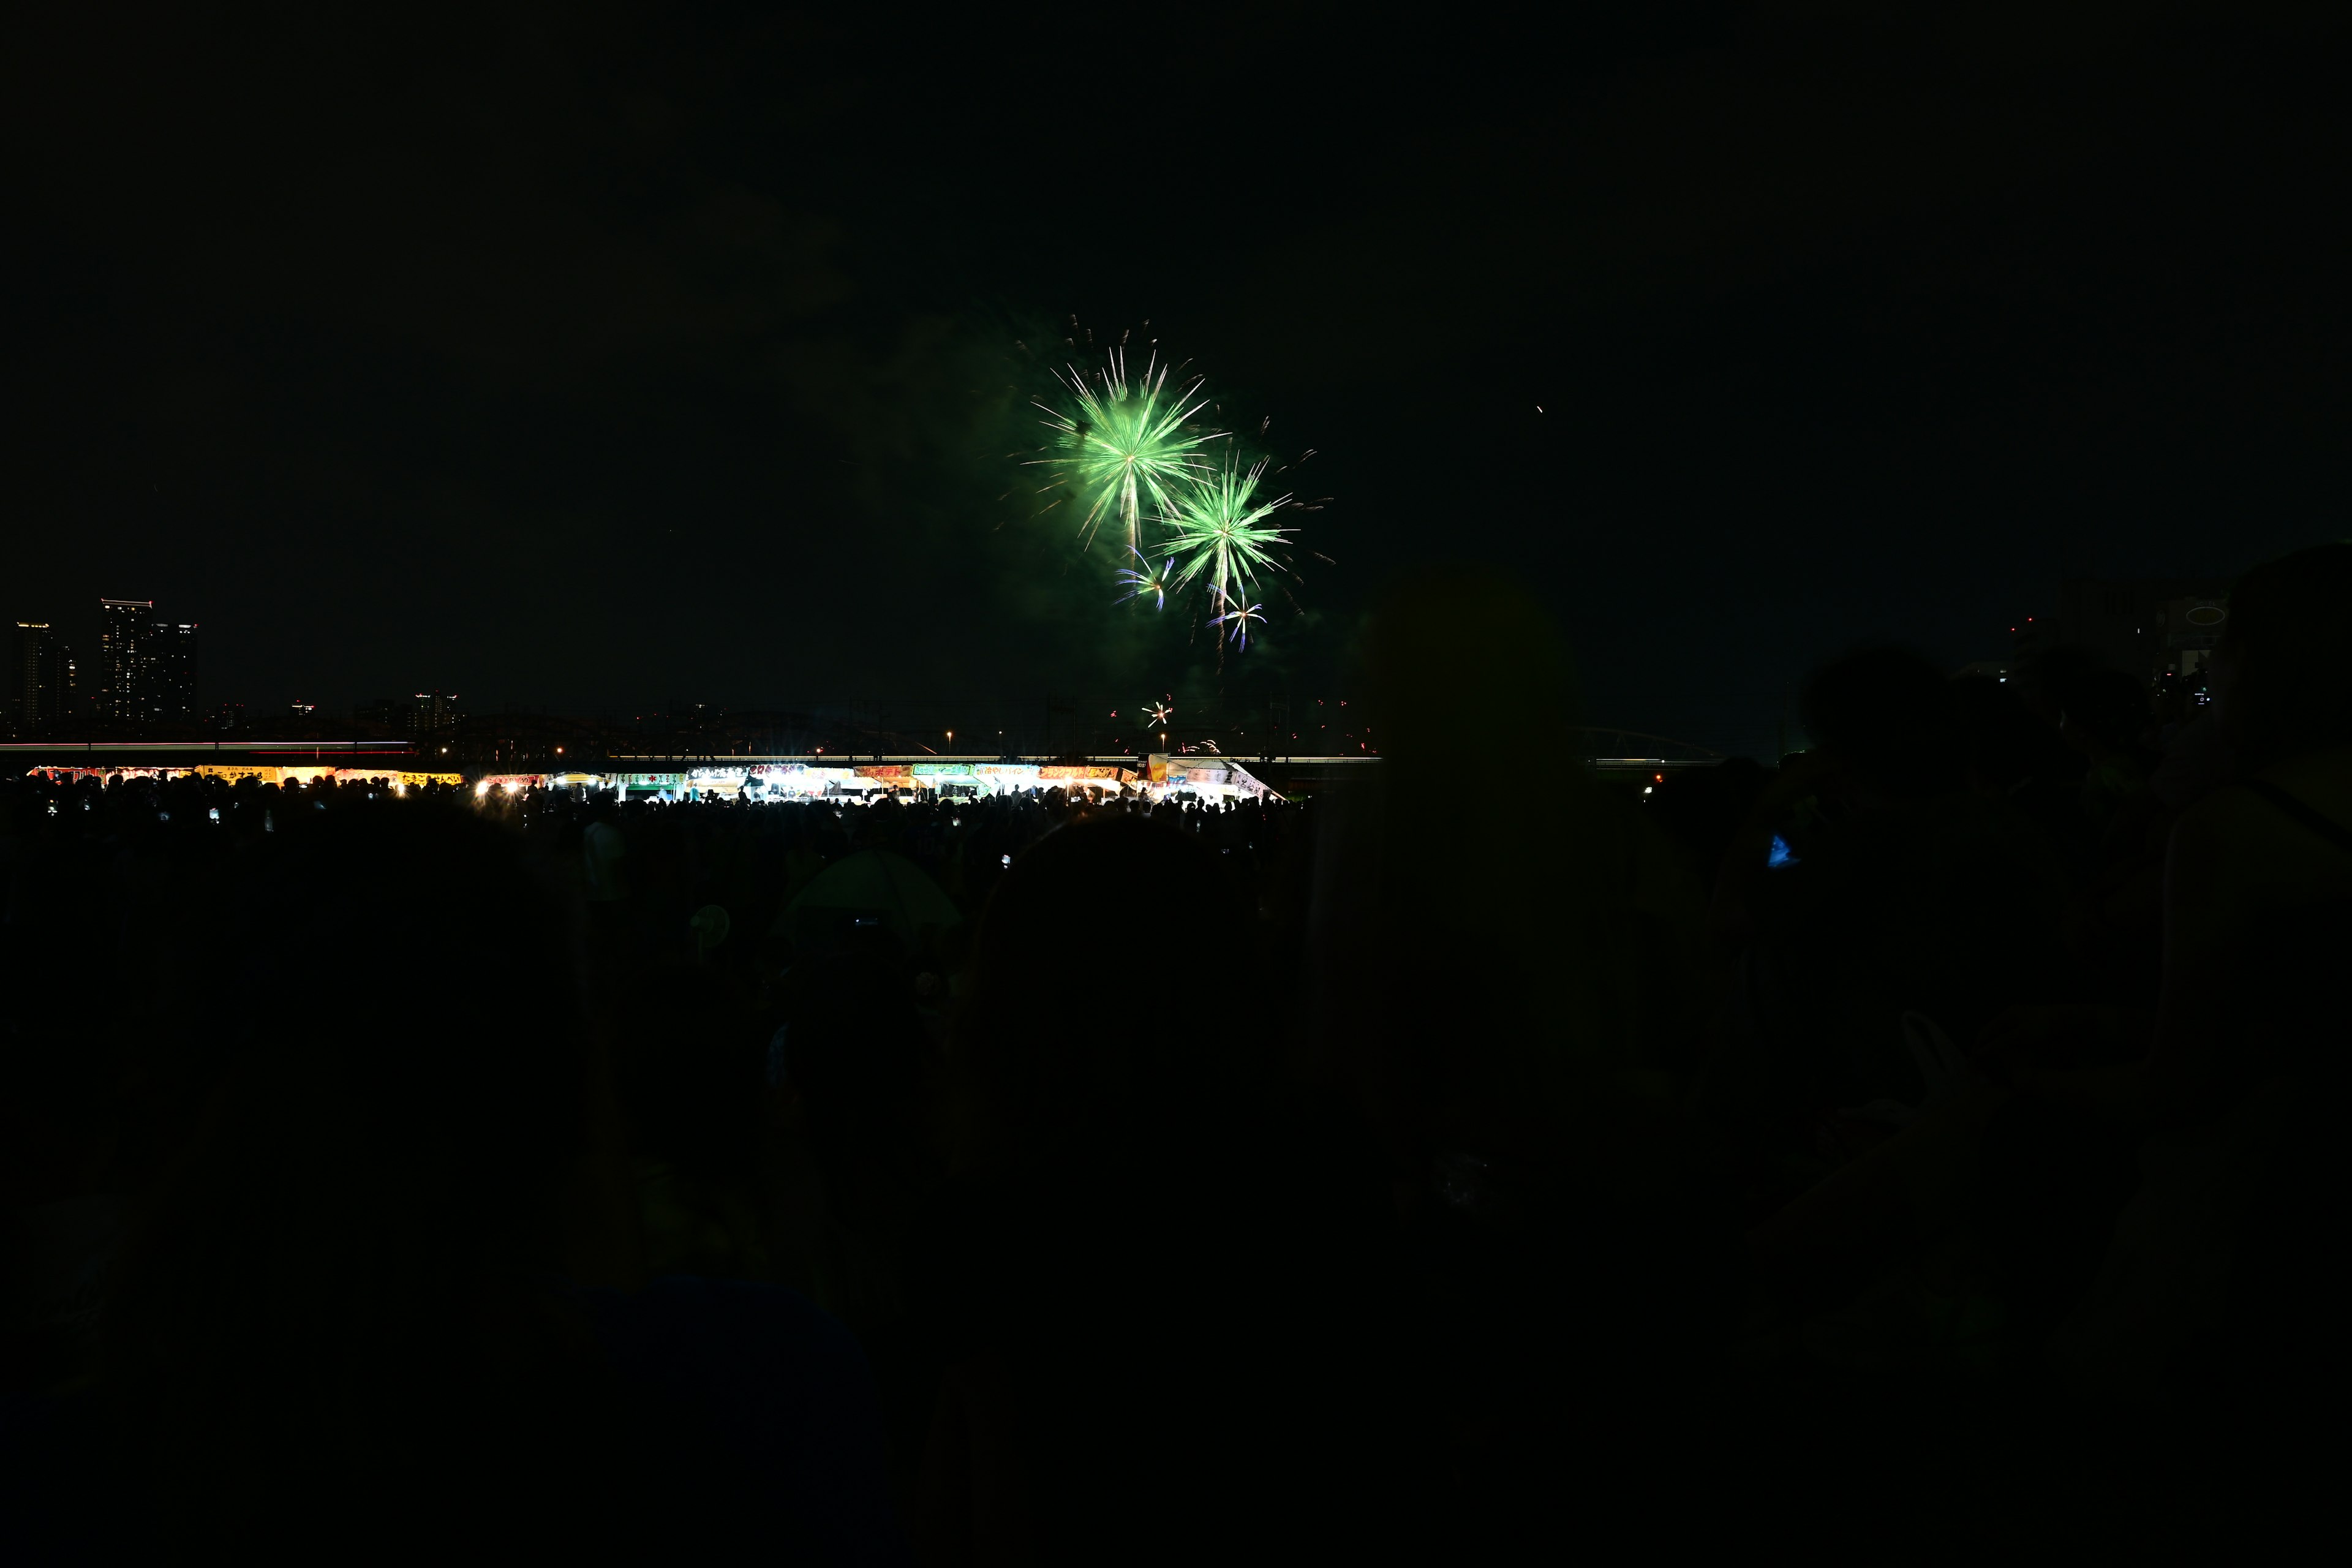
[1029, 348, 1222, 555]
[1114, 548, 1175, 611]
[1158, 452, 1294, 622]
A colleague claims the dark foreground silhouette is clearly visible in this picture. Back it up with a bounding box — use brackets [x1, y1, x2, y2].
[8, 547, 2350, 1562]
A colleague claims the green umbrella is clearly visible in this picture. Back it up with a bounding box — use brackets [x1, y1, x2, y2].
[775, 849, 963, 949]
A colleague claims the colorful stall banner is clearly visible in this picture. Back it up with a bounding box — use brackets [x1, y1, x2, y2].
[746, 765, 816, 794]
[1144, 756, 1276, 797]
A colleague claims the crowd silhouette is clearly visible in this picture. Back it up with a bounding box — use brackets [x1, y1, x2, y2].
[5, 545, 2348, 1561]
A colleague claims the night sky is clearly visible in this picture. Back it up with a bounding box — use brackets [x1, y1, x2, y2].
[9, 4, 2348, 756]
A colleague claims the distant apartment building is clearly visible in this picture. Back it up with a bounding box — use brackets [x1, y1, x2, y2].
[355, 695, 418, 733]
[99, 598, 155, 723]
[2148, 592, 2230, 682]
[354, 692, 458, 739]
[10, 621, 75, 734]
[95, 598, 201, 728]
[2010, 577, 2230, 684]
[155, 621, 199, 725]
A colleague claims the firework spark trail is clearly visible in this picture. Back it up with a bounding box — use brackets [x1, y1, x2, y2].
[1028, 347, 1223, 556]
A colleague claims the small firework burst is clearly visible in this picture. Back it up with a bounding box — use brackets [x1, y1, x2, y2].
[1114, 548, 1175, 611]
[1206, 586, 1267, 652]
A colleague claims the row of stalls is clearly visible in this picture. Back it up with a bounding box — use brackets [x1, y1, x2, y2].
[21, 756, 1279, 805]
[23, 764, 466, 791]
[524, 756, 1279, 804]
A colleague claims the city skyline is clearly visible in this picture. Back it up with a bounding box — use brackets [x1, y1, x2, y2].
[7, 589, 474, 739]
[8, 560, 2248, 756]
[13, 11, 2350, 761]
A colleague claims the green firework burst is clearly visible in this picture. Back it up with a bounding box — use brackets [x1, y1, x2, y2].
[1030, 348, 1221, 554]
[1157, 452, 1294, 615]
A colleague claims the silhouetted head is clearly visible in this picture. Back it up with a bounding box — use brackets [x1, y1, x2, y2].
[2214, 540, 2352, 768]
[1370, 568, 1578, 772]
[2011, 644, 2105, 730]
[1798, 646, 1962, 802]
[2057, 667, 2154, 763]
[1951, 674, 2049, 796]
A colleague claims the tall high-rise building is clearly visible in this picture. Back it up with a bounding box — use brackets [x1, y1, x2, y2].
[10, 622, 75, 735]
[153, 620, 199, 725]
[8, 623, 40, 736]
[99, 598, 156, 724]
